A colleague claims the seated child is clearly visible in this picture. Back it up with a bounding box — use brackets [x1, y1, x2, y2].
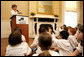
[14, 27, 26, 42]
[52, 31, 73, 56]
[30, 27, 47, 54]
[75, 24, 82, 36]
[5, 32, 31, 56]
[30, 26, 47, 47]
[33, 32, 60, 56]
[68, 28, 78, 50]
[30, 24, 57, 54]
[69, 24, 83, 56]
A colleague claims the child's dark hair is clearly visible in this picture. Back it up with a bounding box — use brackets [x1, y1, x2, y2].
[60, 31, 69, 40]
[48, 24, 55, 34]
[38, 32, 52, 50]
[77, 24, 82, 29]
[12, 4, 17, 8]
[79, 24, 83, 33]
[39, 26, 47, 34]
[38, 32, 52, 56]
[63, 24, 66, 27]
[8, 32, 22, 46]
[14, 27, 22, 34]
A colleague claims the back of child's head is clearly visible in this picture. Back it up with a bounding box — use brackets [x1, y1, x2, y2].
[78, 24, 83, 46]
[14, 27, 22, 34]
[8, 32, 22, 46]
[63, 24, 66, 27]
[60, 31, 69, 40]
[79, 24, 83, 33]
[69, 28, 76, 35]
[48, 24, 54, 34]
[77, 24, 82, 29]
[39, 27, 47, 34]
[38, 32, 52, 50]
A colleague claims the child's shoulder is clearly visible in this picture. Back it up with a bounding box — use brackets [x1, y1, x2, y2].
[57, 39, 69, 45]
[58, 39, 67, 42]
[11, 10, 14, 12]
[21, 42, 28, 46]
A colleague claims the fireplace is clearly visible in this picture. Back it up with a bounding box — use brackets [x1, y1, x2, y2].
[29, 14, 59, 38]
[34, 18, 58, 36]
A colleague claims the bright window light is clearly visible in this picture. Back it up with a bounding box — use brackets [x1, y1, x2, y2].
[64, 12, 77, 28]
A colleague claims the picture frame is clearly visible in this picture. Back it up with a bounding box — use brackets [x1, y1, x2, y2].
[37, 1, 53, 15]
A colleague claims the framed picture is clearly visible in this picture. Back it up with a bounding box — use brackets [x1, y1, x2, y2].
[37, 1, 53, 15]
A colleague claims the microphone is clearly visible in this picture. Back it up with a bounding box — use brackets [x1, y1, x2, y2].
[17, 10, 22, 14]
[16, 10, 19, 12]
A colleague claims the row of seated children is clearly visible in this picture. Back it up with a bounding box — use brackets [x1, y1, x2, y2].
[31, 24, 83, 56]
[5, 24, 83, 56]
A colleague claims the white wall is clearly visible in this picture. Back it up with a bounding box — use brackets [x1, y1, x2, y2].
[1, 21, 11, 38]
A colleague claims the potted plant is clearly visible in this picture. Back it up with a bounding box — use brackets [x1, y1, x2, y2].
[31, 12, 35, 16]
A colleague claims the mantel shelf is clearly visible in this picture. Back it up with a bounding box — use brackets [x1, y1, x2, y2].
[29, 14, 59, 19]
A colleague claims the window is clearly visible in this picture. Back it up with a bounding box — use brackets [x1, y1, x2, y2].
[64, 1, 78, 28]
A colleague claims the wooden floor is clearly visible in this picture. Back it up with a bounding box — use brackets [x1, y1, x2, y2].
[1, 38, 34, 56]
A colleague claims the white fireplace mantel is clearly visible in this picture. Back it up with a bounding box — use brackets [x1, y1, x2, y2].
[29, 14, 59, 38]
[29, 14, 58, 19]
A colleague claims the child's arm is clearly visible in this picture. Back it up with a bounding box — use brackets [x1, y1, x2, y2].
[69, 43, 83, 56]
[30, 35, 38, 48]
[69, 50, 79, 56]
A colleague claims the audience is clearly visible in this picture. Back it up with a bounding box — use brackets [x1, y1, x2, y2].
[5, 24, 83, 56]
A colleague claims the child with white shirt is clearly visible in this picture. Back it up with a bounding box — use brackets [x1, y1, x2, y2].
[52, 31, 73, 56]
[69, 24, 83, 56]
[30, 26, 47, 55]
[11, 4, 22, 16]
[68, 28, 78, 51]
[30, 24, 56, 54]
[10, 4, 22, 27]
[30, 26, 47, 48]
[33, 32, 60, 56]
[5, 32, 31, 56]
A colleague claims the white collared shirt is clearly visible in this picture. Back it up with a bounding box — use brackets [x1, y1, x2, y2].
[54, 39, 73, 56]
[68, 35, 78, 50]
[33, 50, 60, 56]
[10, 10, 18, 16]
[5, 42, 31, 56]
